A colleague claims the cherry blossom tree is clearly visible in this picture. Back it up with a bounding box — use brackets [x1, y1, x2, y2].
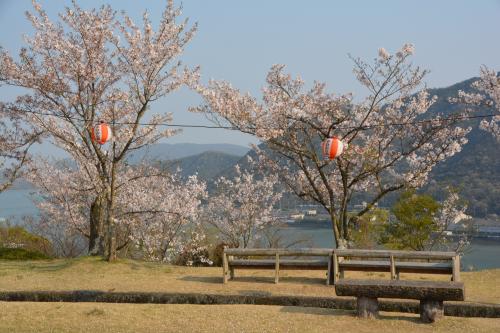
[205, 163, 282, 248]
[455, 66, 500, 141]
[0, 0, 199, 260]
[194, 44, 471, 248]
[27, 159, 207, 261]
[125, 171, 207, 262]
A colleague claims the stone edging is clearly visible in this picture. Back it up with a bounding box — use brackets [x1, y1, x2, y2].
[0, 291, 498, 318]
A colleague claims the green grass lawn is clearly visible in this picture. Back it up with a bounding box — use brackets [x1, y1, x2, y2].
[0, 257, 499, 332]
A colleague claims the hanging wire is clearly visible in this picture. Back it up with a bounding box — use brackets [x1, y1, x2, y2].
[19, 109, 498, 131]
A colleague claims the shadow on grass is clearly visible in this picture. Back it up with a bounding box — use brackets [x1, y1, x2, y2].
[280, 306, 350, 316]
[280, 307, 425, 323]
[273, 276, 326, 285]
[375, 312, 425, 324]
[178, 275, 222, 284]
[180, 275, 276, 285]
[179, 275, 327, 287]
[177, 274, 330, 297]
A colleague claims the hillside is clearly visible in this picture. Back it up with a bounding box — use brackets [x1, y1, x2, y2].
[423, 78, 500, 217]
[162, 151, 241, 182]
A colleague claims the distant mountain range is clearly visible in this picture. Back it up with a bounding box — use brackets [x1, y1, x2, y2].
[161, 151, 242, 181]
[128, 143, 250, 162]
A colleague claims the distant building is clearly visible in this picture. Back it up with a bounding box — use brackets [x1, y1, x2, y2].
[290, 213, 305, 220]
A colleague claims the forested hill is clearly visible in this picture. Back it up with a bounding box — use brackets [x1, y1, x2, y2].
[423, 77, 500, 217]
[161, 151, 241, 182]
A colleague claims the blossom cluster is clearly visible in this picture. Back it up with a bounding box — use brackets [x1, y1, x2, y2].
[205, 161, 282, 248]
[454, 67, 500, 141]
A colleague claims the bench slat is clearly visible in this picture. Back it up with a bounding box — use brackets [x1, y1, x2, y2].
[229, 259, 329, 270]
[338, 260, 390, 273]
[396, 262, 452, 274]
[224, 248, 333, 256]
[335, 279, 464, 301]
[335, 249, 456, 260]
[338, 260, 453, 274]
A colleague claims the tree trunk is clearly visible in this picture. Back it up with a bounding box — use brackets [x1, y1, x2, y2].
[343, 214, 355, 243]
[89, 194, 106, 256]
[330, 212, 343, 249]
[106, 161, 118, 262]
[106, 216, 117, 261]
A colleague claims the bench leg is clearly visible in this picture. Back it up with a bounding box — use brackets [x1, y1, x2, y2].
[390, 255, 396, 280]
[222, 252, 229, 284]
[274, 253, 280, 284]
[327, 254, 332, 285]
[356, 297, 378, 319]
[228, 255, 235, 280]
[332, 254, 338, 285]
[452, 255, 461, 282]
[332, 254, 343, 285]
[419, 300, 443, 323]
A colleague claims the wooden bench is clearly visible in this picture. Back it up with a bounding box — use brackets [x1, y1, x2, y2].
[222, 248, 333, 284]
[332, 249, 463, 322]
[332, 249, 460, 284]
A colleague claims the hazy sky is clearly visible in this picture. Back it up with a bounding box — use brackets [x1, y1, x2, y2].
[1, 0, 499, 150]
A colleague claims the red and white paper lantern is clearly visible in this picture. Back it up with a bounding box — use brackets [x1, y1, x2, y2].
[321, 137, 347, 160]
[91, 121, 112, 145]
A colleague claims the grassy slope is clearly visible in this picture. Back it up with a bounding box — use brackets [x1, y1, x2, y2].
[0, 257, 499, 333]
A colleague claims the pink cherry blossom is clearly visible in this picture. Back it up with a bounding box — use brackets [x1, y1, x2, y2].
[454, 66, 500, 141]
[205, 161, 282, 248]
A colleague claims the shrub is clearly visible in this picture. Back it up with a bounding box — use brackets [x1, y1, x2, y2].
[0, 221, 53, 257]
[174, 247, 212, 267]
[0, 247, 51, 260]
